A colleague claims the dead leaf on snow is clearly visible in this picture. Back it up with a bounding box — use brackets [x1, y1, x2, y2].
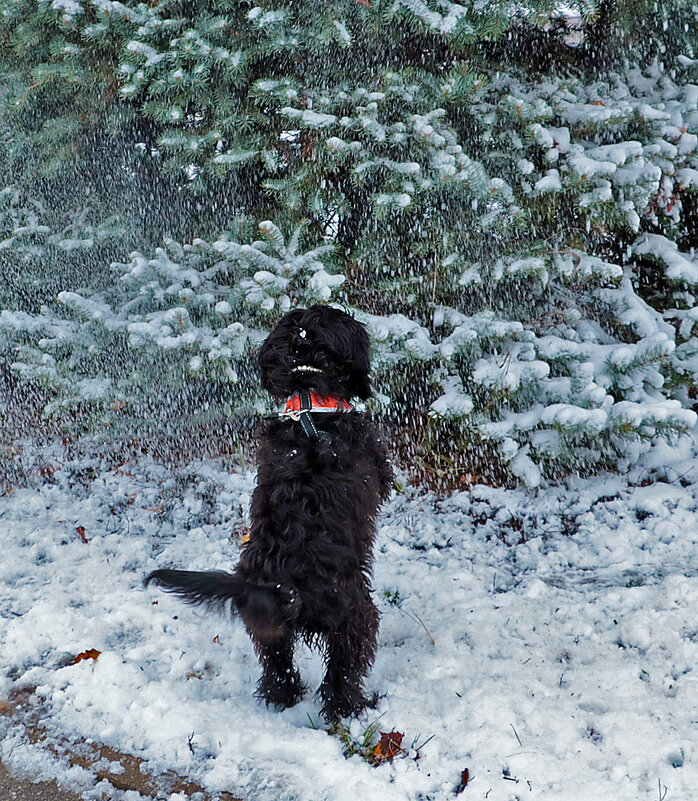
[70, 649, 101, 665]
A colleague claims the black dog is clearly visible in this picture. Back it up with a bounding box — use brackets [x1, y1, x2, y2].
[146, 305, 392, 720]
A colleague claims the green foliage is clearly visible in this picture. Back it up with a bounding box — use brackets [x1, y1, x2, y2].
[2, 0, 698, 485]
[0, 222, 346, 434]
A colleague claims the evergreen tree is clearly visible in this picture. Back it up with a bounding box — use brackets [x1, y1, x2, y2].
[1, 0, 698, 485]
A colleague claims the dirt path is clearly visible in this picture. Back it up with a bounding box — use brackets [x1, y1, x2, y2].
[0, 760, 84, 801]
[1, 686, 240, 801]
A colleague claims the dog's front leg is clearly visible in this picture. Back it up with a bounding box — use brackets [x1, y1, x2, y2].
[253, 633, 306, 710]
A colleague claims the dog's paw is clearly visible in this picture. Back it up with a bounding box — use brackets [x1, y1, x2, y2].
[318, 684, 376, 721]
[257, 670, 307, 710]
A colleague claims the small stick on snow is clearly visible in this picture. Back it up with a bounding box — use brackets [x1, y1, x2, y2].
[510, 724, 523, 747]
[414, 734, 435, 752]
[401, 607, 435, 645]
[658, 779, 668, 801]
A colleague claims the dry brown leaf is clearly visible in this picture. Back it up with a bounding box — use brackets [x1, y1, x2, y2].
[455, 767, 470, 794]
[185, 665, 214, 681]
[372, 730, 404, 763]
[70, 649, 101, 665]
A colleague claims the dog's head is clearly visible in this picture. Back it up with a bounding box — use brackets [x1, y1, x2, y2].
[257, 305, 372, 401]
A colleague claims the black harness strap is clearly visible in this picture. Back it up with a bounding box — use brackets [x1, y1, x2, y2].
[297, 390, 333, 442]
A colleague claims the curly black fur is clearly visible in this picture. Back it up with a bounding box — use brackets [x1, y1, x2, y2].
[146, 305, 392, 720]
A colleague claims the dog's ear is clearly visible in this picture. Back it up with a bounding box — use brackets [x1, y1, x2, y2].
[257, 308, 305, 393]
[351, 370, 373, 401]
[345, 320, 372, 400]
[258, 310, 304, 357]
[309, 306, 372, 399]
[258, 309, 304, 357]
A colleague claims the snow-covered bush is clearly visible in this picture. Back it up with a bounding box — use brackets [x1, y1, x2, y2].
[2, 1, 698, 484]
[1, 222, 346, 431]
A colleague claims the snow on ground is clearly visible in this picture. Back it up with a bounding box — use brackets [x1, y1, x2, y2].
[1, 440, 698, 801]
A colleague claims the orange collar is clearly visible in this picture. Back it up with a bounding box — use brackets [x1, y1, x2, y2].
[283, 392, 352, 416]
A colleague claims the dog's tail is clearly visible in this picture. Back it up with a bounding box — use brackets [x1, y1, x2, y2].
[144, 569, 245, 609]
[144, 569, 297, 641]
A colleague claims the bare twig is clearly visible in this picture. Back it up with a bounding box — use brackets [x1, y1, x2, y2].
[667, 466, 695, 485]
[17, 79, 49, 104]
[511, 724, 523, 747]
[401, 607, 436, 645]
[414, 734, 435, 753]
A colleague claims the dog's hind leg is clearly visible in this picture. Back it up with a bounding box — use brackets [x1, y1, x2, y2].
[253, 633, 306, 710]
[318, 595, 380, 720]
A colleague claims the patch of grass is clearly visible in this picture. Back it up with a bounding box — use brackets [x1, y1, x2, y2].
[328, 719, 380, 762]
[382, 588, 402, 607]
